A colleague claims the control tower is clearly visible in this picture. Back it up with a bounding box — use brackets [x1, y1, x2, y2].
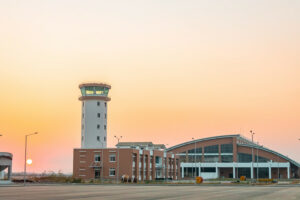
[79, 83, 111, 148]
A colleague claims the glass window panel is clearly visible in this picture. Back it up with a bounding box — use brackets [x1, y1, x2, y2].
[238, 153, 252, 163]
[204, 145, 219, 153]
[221, 144, 233, 153]
[221, 155, 233, 162]
[204, 155, 219, 162]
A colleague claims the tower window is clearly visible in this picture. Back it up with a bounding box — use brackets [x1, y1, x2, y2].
[104, 125, 106, 130]
[82, 102, 84, 107]
[97, 124, 100, 129]
[82, 113, 84, 118]
[104, 136, 106, 141]
[97, 136, 100, 141]
[82, 136, 84, 141]
[97, 101, 100, 106]
[97, 113, 100, 118]
[104, 102, 107, 107]
[82, 124, 84, 129]
[105, 113, 107, 119]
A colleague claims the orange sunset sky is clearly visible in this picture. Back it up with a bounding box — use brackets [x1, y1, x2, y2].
[0, 1, 299, 173]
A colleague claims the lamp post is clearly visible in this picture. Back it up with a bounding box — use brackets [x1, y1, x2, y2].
[250, 130, 255, 180]
[114, 135, 122, 183]
[256, 142, 259, 181]
[24, 132, 38, 186]
[192, 138, 196, 178]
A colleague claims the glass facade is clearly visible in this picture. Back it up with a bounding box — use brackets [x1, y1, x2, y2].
[255, 156, 269, 162]
[221, 155, 233, 162]
[221, 144, 233, 153]
[80, 86, 110, 96]
[238, 153, 252, 163]
[204, 145, 219, 153]
[204, 155, 219, 162]
[188, 147, 202, 153]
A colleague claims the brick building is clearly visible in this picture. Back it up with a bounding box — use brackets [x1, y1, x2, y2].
[73, 142, 179, 181]
[167, 134, 300, 179]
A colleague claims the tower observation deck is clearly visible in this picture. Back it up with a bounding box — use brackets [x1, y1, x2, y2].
[79, 83, 111, 148]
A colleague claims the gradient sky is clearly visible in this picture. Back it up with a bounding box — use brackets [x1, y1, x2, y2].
[0, 0, 299, 173]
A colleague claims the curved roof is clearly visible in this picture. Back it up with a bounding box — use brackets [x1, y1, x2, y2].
[238, 143, 300, 167]
[166, 134, 300, 167]
[0, 152, 13, 159]
[79, 82, 111, 89]
[166, 134, 240, 151]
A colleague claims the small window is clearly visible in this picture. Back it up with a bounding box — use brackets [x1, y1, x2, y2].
[97, 136, 100, 141]
[82, 136, 84, 141]
[109, 154, 116, 162]
[82, 124, 84, 129]
[97, 101, 100, 106]
[97, 113, 100, 118]
[82, 102, 84, 107]
[82, 113, 84, 118]
[109, 168, 115, 176]
[104, 125, 106, 130]
[94, 154, 101, 162]
[97, 124, 100, 129]
[104, 136, 106, 141]
[104, 102, 107, 107]
[105, 113, 107, 119]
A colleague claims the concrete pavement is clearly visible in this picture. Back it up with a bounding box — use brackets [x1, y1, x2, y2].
[0, 184, 299, 200]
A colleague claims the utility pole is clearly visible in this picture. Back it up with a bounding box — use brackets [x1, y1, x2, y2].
[114, 135, 122, 183]
[24, 132, 38, 186]
[192, 138, 196, 178]
[250, 130, 255, 180]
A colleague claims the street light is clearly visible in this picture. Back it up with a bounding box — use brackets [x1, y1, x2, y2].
[24, 132, 38, 186]
[192, 138, 196, 178]
[250, 130, 255, 180]
[114, 135, 122, 183]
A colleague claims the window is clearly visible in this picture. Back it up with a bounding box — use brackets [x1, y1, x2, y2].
[238, 153, 252, 163]
[97, 124, 100, 129]
[109, 168, 115, 176]
[221, 155, 233, 162]
[201, 167, 216, 172]
[255, 155, 269, 163]
[97, 136, 100, 141]
[204, 155, 219, 162]
[104, 125, 106, 130]
[97, 113, 100, 118]
[188, 147, 202, 154]
[82, 113, 84, 118]
[105, 113, 107, 119]
[97, 101, 100, 106]
[204, 145, 219, 153]
[109, 154, 116, 162]
[104, 102, 107, 107]
[82, 102, 84, 107]
[81, 136, 84, 141]
[82, 124, 84, 129]
[221, 144, 233, 153]
[104, 136, 106, 141]
[94, 154, 101, 162]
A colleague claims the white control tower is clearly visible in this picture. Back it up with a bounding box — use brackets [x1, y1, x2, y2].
[79, 83, 111, 148]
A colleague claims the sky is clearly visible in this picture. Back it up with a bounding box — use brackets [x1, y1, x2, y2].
[0, 0, 299, 173]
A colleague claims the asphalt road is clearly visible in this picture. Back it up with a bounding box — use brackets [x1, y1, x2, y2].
[0, 184, 299, 200]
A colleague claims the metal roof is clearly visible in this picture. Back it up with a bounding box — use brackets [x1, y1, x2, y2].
[166, 134, 300, 167]
[238, 143, 300, 167]
[166, 134, 240, 151]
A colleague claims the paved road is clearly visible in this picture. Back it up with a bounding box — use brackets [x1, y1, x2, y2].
[0, 184, 299, 200]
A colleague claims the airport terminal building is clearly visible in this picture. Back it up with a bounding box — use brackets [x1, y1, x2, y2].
[167, 135, 300, 179]
[73, 82, 299, 181]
